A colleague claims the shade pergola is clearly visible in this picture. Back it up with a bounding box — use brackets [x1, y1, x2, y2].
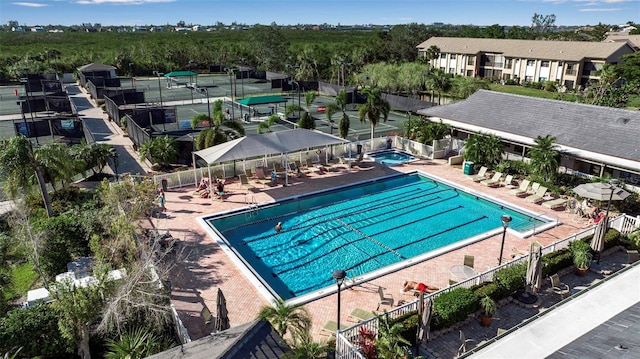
[164, 71, 197, 77]
[192, 129, 350, 185]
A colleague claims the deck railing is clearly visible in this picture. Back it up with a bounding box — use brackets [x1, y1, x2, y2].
[335, 214, 639, 358]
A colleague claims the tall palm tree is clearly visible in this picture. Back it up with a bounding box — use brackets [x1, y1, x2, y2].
[358, 87, 390, 147]
[529, 134, 559, 182]
[0, 136, 53, 217]
[257, 298, 311, 345]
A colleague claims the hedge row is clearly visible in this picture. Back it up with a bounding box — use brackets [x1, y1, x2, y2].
[391, 229, 624, 337]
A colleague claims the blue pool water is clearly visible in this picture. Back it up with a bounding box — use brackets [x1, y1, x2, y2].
[206, 172, 548, 301]
[367, 150, 417, 165]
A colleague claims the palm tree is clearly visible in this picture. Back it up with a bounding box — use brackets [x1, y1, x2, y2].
[358, 87, 390, 147]
[0, 136, 53, 217]
[36, 142, 80, 190]
[105, 327, 165, 359]
[425, 68, 452, 105]
[192, 100, 245, 150]
[139, 136, 178, 169]
[529, 134, 559, 182]
[298, 91, 318, 129]
[257, 298, 311, 345]
[463, 132, 503, 168]
[283, 333, 329, 359]
[324, 103, 339, 135]
[375, 313, 412, 359]
[335, 89, 351, 139]
[257, 114, 280, 134]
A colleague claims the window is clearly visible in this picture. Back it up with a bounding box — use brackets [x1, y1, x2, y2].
[467, 57, 475, 65]
[440, 53, 447, 59]
[541, 61, 550, 67]
[526, 60, 535, 66]
[504, 58, 512, 69]
[450, 54, 457, 59]
[565, 63, 576, 76]
[466, 70, 474, 76]
[514, 145, 523, 154]
[449, 68, 455, 74]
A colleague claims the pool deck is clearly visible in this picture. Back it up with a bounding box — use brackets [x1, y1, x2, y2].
[153, 157, 596, 342]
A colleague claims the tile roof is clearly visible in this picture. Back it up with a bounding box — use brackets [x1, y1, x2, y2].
[416, 37, 635, 61]
[419, 90, 640, 163]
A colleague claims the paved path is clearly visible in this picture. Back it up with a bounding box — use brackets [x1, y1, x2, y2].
[66, 84, 152, 176]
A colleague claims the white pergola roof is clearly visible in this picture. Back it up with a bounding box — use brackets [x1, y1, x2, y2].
[193, 129, 349, 165]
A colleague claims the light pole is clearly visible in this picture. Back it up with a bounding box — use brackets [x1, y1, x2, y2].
[498, 215, 512, 266]
[129, 62, 134, 88]
[332, 269, 347, 334]
[153, 71, 164, 108]
[188, 60, 195, 104]
[203, 87, 211, 123]
[226, 67, 237, 120]
[604, 179, 620, 219]
[240, 58, 246, 98]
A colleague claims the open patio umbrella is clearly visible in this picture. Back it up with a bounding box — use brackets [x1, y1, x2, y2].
[214, 288, 230, 332]
[572, 182, 630, 203]
[591, 214, 608, 264]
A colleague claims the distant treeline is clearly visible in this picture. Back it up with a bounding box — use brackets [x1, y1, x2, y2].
[0, 21, 624, 83]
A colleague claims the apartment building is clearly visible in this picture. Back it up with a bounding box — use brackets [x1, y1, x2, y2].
[416, 37, 636, 89]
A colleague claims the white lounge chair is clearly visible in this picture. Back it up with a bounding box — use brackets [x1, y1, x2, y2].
[509, 179, 530, 196]
[481, 172, 503, 187]
[470, 166, 488, 182]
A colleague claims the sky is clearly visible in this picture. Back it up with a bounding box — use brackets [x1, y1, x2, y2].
[2, 0, 639, 27]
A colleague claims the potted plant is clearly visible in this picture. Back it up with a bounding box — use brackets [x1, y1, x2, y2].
[570, 240, 592, 276]
[479, 296, 497, 326]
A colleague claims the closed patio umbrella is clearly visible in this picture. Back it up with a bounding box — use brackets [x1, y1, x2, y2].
[416, 294, 433, 351]
[214, 288, 230, 332]
[591, 214, 608, 264]
[525, 243, 543, 295]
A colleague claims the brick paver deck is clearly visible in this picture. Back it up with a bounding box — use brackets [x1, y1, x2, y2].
[153, 157, 603, 350]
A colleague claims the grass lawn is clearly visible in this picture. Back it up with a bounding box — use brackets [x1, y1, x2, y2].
[3, 261, 39, 301]
[488, 84, 579, 101]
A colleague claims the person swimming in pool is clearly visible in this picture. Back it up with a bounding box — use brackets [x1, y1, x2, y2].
[275, 222, 282, 233]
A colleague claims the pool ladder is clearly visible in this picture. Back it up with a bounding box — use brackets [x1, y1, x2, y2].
[245, 196, 258, 219]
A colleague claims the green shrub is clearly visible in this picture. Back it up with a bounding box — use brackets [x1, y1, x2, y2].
[495, 160, 530, 177]
[541, 248, 572, 277]
[604, 228, 622, 250]
[473, 282, 507, 301]
[494, 263, 526, 295]
[431, 288, 478, 330]
[391, 310, 419, 346]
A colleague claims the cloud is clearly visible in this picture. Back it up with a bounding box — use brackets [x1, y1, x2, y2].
[75, 0, 174, 4]
[11, 2, 48, 7]
[579, 7, 623, 10]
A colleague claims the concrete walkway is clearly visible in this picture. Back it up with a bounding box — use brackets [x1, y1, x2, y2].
[65, 84, 152, 176]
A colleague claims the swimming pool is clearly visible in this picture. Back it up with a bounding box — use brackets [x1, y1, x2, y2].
[366, 149, 418, 165]
[201, 171, 555, 304]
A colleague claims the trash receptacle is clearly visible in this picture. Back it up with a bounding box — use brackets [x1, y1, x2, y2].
[463, 161, 474, 175]
[161, 178, 168, 192]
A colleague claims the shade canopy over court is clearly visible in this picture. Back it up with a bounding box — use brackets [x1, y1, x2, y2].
[237, 95, 288, 106]
[164, 71, 197, 77]
[193, 129, 349, 165]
